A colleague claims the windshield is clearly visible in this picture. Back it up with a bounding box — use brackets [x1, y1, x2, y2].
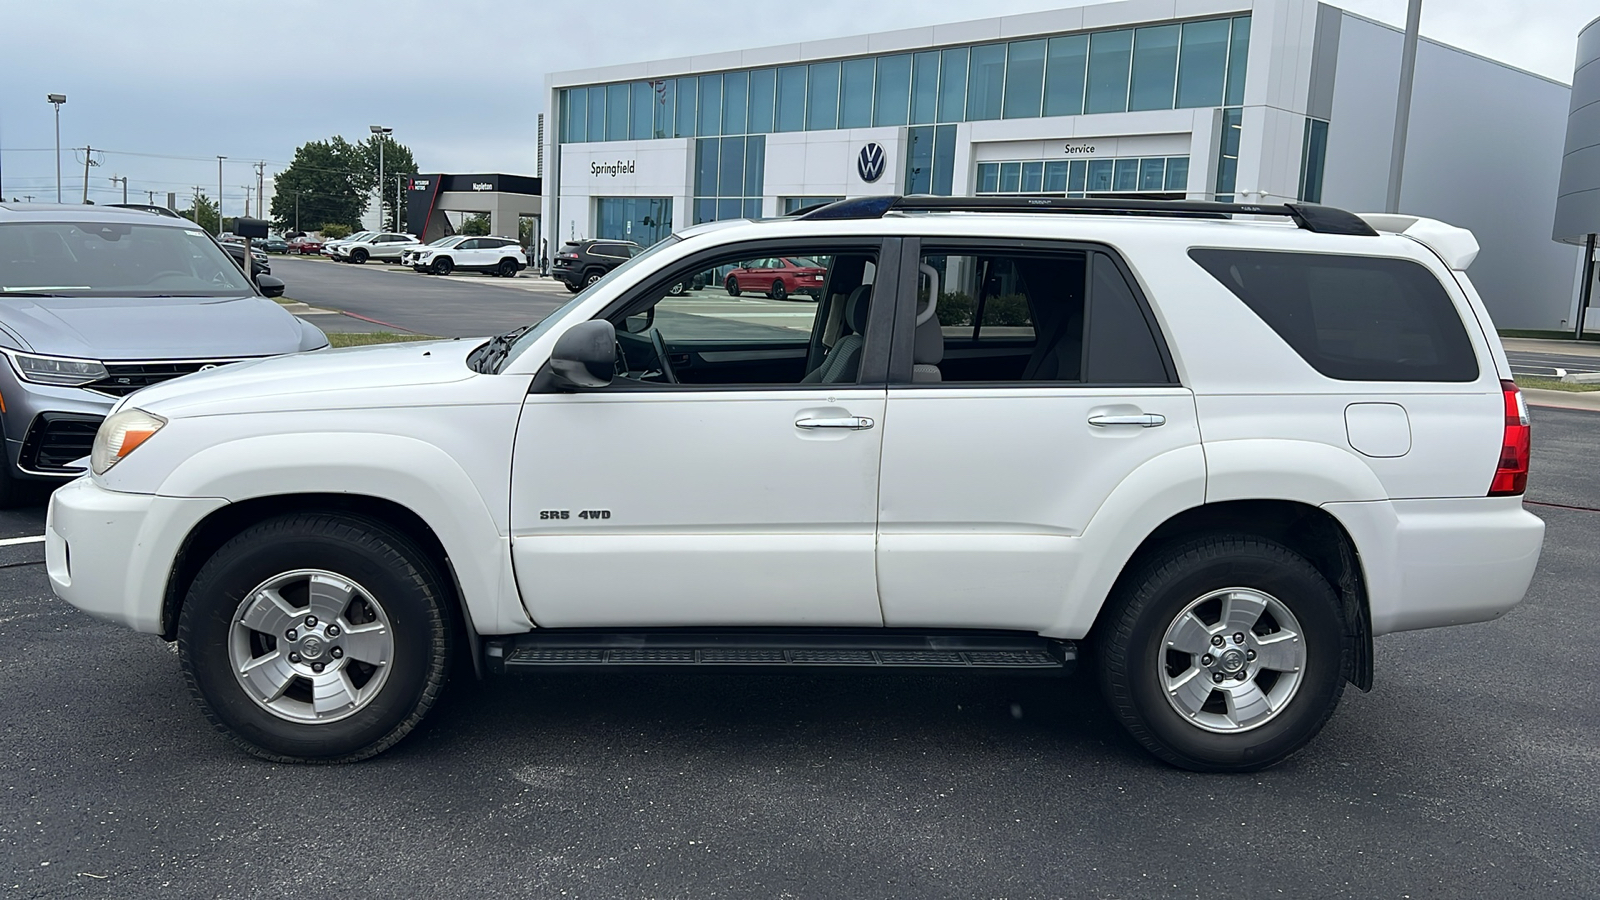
[494, 234, 683, 372]
[0, 221, 255, 297]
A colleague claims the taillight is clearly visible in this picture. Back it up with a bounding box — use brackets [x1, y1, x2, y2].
[1489, 379, 1529, 496]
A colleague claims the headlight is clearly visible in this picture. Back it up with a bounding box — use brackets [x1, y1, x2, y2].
[5, 351, 109, 387]
[90, 407, 167, 476]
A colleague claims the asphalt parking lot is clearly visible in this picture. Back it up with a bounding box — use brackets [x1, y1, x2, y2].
[0, 408, 1595, 899]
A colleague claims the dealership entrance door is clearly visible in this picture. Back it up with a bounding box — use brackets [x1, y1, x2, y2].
[595, 197, 672, 247]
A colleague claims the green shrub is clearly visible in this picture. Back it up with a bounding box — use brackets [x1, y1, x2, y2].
[320, 223, 351, 239]
[984, 293, 1032, 327]
[937, 291, 975, 326]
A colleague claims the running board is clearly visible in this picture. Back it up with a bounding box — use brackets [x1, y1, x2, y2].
[487, 630, 1075, 674]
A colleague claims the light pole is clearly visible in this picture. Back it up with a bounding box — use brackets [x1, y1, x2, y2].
[1385, 0, 1423, 214]
[370, 125, 391, 230]
[216, 156, 226, 235]
[46, 94, 66, 203]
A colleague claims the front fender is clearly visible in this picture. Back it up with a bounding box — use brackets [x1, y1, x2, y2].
[155, 432, 531, 635]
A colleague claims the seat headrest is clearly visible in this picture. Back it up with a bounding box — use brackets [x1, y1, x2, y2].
[845, 284, 872, 333]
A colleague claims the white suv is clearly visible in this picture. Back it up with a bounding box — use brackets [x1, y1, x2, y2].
[47, 196, 1544, 771]
[331, 232, 420, 264]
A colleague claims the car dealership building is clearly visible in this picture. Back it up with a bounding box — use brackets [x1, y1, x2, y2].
[544, 0, 1582, 330]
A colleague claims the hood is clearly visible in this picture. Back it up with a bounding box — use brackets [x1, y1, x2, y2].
[128, 337, 481, 417]
[0, 295, 307, 360]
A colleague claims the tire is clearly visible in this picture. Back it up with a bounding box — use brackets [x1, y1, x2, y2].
[564, 282, 581, 293]
[725, 276, 741, 297]
[350, 248, 368, 264]
[0, 460, 18, 509]
[583, 270, 604, 288]
[769, 280, 787, 300]
[496, 258, 518, 278]
[431, 257, 453, 276]
[666, 281, 686, 296]
[1095, 534, 1348, 772]
[177, 513, 453, 763]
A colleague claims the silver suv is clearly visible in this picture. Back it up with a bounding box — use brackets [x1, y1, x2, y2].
[0, 204, 327, 503]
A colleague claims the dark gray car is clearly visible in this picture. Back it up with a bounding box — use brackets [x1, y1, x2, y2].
[0, 204, 327, 504]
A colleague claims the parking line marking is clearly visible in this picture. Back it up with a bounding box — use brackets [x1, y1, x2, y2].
[0, 535, 45, 546]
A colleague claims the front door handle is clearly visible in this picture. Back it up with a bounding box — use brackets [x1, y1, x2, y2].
[1088, 413, 1166, 428]
[796, 416, 875, 430]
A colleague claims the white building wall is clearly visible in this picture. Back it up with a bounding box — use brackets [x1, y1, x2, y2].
[1322, 13, 1578, 330]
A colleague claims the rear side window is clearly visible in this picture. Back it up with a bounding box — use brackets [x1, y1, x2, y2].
[1189, 249, 1478, 382]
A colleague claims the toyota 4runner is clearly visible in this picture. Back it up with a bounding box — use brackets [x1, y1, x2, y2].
[47, 196, 1544, 771]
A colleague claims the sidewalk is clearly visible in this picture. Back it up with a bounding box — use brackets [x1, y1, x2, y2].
[1501, 337, 1600, 358]
[1524, 387, 1600, 412]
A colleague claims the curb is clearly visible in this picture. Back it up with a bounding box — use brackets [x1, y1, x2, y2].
[1524, 387, 1600, 412]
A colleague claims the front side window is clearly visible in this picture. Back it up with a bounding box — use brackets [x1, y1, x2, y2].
[605, 247, 879, 387]
[0, 221, 253, 297]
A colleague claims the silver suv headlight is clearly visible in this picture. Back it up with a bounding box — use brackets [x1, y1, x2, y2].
[4, 350, 109, 387]
[90, 407, 167, 476]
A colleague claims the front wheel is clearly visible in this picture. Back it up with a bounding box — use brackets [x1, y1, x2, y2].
[178, 513, 453, 763]
[1096, 535, 1348, 772]
[350, 248, 368, 264]
[431, 257, 453, 276]
[725, 276, 741, 297]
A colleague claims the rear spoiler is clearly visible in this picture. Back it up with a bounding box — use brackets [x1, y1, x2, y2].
[1356, 213, 1479, 271]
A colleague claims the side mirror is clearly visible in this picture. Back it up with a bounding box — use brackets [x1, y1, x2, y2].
[547, 319, 616, 390]
[256, 274, 286, 298]
[623, 307, 655, 334]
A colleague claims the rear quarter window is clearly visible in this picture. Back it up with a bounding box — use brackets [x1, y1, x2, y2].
[1188, 249, 1478, 382]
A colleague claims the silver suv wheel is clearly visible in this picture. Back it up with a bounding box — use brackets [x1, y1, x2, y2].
[1158, 587, 1305, 733]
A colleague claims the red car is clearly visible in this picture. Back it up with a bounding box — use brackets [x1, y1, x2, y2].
[724, 257, 826, 300]
[287, 237, 324, 255]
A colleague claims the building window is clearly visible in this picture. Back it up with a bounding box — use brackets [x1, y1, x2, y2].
[1299, 118, 1329, 203]
[781, 196, 844, 215]
[556, 15, 1251, 144]
[1215, 107, 1243, 201]
[596, 197, 673, 246]
[977, 155, 1189, 197]
[693, 136, 766, 224]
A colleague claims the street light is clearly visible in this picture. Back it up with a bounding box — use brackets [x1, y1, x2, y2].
[216, 156, 226, 236]
[46, 94, 66, 203]
[370, 125, 391, 231]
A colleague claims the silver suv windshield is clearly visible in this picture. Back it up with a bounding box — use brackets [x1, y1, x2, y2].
[0, 221, 254, 297]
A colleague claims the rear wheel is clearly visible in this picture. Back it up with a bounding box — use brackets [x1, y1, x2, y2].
[583, 269, 604, 288]
[178, 513, 453, 763]
[496, 258, 518, 278]
[1096, 535, 1348, 772]
[431, 257, 453, 276]
[725, 276, 741, 297]
[769, 280, 787, 300]
[350, 248, 368, 264]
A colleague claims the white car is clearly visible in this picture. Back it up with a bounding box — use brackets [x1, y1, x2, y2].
[403, 235, 526, 277]
[331, 232, 420, 264]
[319, 231, 374, 258]
[48, 196, 1544, 771]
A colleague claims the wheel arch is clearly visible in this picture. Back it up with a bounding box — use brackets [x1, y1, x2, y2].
[1092, 499, 1373, 691]
[160, 492, 486, 679]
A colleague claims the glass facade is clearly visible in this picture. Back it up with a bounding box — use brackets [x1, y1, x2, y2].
[1215, 107, 1243, 202]
[781, 196, 844, 214]
[693, 136, 766, 223]
[977, 156, 1190, 197]
[596, 197, 674, 246]
[1299, 118, 1329, 203]
[558, 15, 1251, 143]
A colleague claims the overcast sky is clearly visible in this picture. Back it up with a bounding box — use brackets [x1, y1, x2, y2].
[0, 0, 1591, 216]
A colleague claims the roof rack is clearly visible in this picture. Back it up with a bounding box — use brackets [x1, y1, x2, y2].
[799, 194, 1378, 236]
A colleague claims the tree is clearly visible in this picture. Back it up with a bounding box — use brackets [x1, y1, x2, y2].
[177, 194, 219, 234]
[461, 212, 491, 236]
[269, 133, 419, 234]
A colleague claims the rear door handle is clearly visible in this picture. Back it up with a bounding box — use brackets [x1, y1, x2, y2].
[1088, 413, 1166, 428]
[796, 416, 875, 430]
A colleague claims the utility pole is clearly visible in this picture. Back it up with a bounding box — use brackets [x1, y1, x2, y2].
[79, 146, 99, 204]
[1385, 0, 1423, 214]
[254, 161, 266, 227]
[216, 156, 226, 235]
[108, 175, 128, 204]
[146, 190, 156, 204]
[192, 186, 206, 229]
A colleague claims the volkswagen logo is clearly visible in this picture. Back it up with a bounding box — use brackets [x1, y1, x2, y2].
[857, 142, 886, 183]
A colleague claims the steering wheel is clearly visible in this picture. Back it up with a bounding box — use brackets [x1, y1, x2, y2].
[649, 328, 678, 384]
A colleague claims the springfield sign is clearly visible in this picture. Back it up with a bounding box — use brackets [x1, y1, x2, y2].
[591, 160, 637, 177]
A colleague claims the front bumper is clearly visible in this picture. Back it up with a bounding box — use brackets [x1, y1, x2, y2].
[47, 477, 227, 634]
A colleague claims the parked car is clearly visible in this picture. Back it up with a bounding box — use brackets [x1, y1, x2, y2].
[723, 256, 828, 300]
[220, 241, 270, 279]
[263, 237, 289, 254]
[287, 237, 323, 255]
[551, 238, 641, 292]
[47, 196, 1543, 773]
[321, 232, 374, 258]
[405, 235, 525, 276]
[0, 202, 326, 505]
[330, 232, 420, 264]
